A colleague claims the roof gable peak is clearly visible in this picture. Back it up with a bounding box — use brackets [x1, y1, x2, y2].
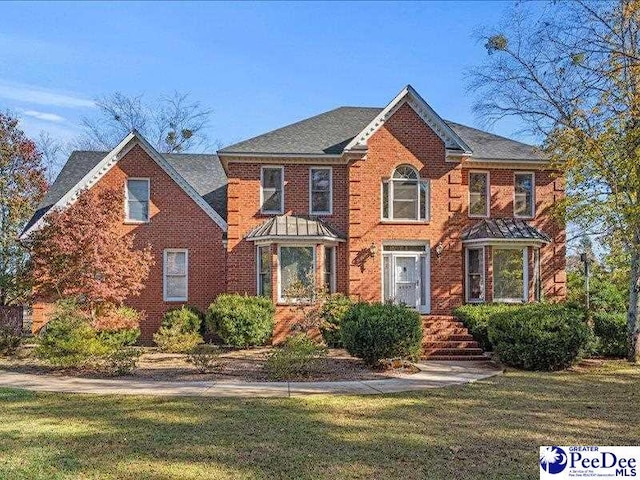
[344, 85, 472, 154]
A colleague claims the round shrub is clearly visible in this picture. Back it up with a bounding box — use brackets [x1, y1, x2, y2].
[488, 303, 591, 371]
[319, 294, 354, 348]
[206, 294, 275, 348]
[340, 302, 422, 366]
[153, 324, 203, 353]
[593, 311, 627, 358]
[453, 303, 514, 351]
[92, 305, 142, 348]
[162, 305, 204, 333]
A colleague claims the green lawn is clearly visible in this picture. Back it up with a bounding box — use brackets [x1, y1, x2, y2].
[0, 361, 638, 480]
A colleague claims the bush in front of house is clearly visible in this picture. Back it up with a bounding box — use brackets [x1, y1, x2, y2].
[206, 294, 275, 348]
[319, 294, 354, 348]
[186, 344, 222, 373]
[153, 305, 205, 353]
[161, 305, 204, 334]
[593, 311, 628, 358]
[487, 303, 592, 371]
[340, 302, 422, 367]
[265, 334, 327, 380]
[453, 303, 515, 351]
[35, 300, 108, 368]
[93, 305, 142, 348]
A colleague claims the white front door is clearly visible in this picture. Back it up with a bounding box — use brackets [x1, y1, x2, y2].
[394, 255, 419, 308]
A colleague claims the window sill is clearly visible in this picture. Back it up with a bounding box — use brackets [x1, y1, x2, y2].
[380, 220, 430, 225]
[468, 215, 489, 219]
[260, 211, 284, 216]
[124, 220, 150, 225]
[310, 211, 332, 216]
[514, 215, 535, 220]
[164, 298, 188, 303]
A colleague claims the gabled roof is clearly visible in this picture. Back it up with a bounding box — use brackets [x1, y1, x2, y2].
[246, 215, 346, 242]
[219, 86, 545, 161]
[462, 218, 551, 244]
[21, 131, 228, 238]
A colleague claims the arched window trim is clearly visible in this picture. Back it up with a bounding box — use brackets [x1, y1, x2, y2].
[382, 164, 430, 221]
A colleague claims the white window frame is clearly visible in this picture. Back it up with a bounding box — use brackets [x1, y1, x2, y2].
[379, 242, 431, 314]
[260, 166, 284, 214]
[465, 247, 485, 303]
[380, 165, 430, 222]
[277, 244, 316, 303]
[256, 244, 272, 297]
[124, 178, 150, 223]
[492, 246, 528, 303]
[163, 249, 188, 302]
[323, 245, 337, 293]
[309, 166, 333, 215]
[514, 172, 536, 219]
[468, 170, 490, 218]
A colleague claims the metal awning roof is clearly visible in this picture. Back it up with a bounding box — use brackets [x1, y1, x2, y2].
[246, 215, 346, 242]
[462, 218, 551, 244]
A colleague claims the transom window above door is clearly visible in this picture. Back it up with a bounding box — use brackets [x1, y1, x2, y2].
[381, 165, 430, 221]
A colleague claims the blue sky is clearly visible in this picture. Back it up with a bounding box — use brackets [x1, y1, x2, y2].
[0, 1, 530, 150]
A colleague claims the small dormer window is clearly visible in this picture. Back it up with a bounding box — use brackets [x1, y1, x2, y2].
[381, 165, 429, 221]
[125, 178, 150, 222]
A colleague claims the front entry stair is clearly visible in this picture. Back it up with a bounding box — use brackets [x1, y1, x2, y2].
[422, 315, 489, 361]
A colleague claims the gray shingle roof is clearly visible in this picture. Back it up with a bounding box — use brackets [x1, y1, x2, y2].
[23, 150, 228, 234]
[462, 218, 551, 243]
[219, 106, 546, 160]
[246, 215, 346, 241]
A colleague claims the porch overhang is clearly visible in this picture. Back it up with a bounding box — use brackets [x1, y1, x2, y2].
[461, 218, 551, 247]
[246, 215, 346, 243]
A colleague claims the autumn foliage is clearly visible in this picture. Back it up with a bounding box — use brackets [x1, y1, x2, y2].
[29, 187, 153, 313]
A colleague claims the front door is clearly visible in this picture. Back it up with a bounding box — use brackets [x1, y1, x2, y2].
[394, 255, 419, 308]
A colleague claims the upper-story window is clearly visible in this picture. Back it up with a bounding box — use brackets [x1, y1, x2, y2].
[381, 165, 430, 221]
[261, 166, 284, 214]
[468, 171, 489, 218]
[514, 172, 535, 218]
[125, 178, 150, 222]
[309, 167, 332, 215]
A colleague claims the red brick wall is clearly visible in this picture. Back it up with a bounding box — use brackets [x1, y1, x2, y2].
[33, 144, 227, 342]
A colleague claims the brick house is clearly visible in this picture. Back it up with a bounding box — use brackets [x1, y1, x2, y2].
[23, 85, 565, 359]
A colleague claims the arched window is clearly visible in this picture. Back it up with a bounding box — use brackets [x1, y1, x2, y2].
[382, 165, 430, 220]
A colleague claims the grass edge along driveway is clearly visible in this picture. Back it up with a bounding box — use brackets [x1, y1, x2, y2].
[0, 360, 638, 480]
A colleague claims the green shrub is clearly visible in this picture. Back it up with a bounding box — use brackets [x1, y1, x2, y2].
[206, 294, 275, 348]
[453, 304, 515, 351]
[186, 344, 222, 373]
[153, 324, 203, 353]
[593, 311, 627, 358]
[35, 300, 107, 367]
[488, 303, 591, 371]
[162, 305, 203, 333]
[319, 294, 353, 348]
[341, 302, 422, 366]
[0, 326, 21, 356]
[97, 328, 140, 348]
[265, 334, 327, 380]
[96, 347, 141, 375]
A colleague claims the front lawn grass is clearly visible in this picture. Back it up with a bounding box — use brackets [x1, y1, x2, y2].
[0, 361, 638, 479]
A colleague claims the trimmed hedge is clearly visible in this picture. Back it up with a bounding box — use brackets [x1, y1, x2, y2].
[593, 311, 627, 358]
[487, 303, 591, 371]
[340, 302, 422, 366]
[453, 304, 515, 351]
[206, 294, 275, 348]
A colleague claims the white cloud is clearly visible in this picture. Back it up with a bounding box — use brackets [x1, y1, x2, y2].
[0, 81, 95, 109]
[23, 110, 65, 122]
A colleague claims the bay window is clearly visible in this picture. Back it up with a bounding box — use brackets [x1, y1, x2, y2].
[278, 246, 315, 301]
[323, 246, 336, 293]
[465, 247, 485, 302]
[257, 245, 271, 297]
[381, 165, 430, 221]
[493, 248, 527, 302]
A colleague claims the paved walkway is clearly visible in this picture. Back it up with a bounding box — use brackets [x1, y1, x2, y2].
[0, 361, 501, 398]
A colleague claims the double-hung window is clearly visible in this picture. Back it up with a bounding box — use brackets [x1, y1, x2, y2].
[163, 249, 188, 302]
[257, 245, 272, 297]
[514, 172, 535, 218]
[261, 166, 284, 214]
[465, 247, 485, 302]
[468, 172, 489, 217]
[125, 178, 150, 222]
[323, 246, 336, 293]
[493, 248, 528, 302]
[381, 165, 430, 221]
[309, 167, 332, 214]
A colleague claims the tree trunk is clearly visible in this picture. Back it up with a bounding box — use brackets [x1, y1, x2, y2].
[627, 246, 640, 363]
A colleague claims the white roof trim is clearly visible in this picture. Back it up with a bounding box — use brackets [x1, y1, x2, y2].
[21, 130, 227, 238]
[462, 238, 549, 246]
[344, 85, 472, 154]
[246, 235, 346, 243]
